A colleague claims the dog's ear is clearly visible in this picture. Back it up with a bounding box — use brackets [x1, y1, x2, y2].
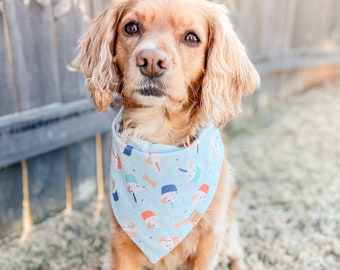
[72, 1, 126, 111]
[200, 4, 260, 127]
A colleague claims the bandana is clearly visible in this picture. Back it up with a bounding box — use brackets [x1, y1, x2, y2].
[110, 109, 224, 263]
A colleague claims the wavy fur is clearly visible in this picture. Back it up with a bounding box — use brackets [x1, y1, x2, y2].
[72, 0, 127, 111]
[200, 4, 260, 127]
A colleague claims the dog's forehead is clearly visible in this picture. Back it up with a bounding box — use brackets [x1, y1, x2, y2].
[123, 0, 209, 30]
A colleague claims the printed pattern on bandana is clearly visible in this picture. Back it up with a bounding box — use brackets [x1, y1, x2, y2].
[110, 110, 224, 264]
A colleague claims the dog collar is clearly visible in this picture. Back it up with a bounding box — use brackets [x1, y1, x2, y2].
[110, 109, 224, 263]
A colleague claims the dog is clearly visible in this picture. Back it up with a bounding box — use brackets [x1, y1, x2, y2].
[73, 0, 259, 269]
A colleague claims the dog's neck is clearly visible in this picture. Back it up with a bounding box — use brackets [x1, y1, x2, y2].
[121, 105, 199, 146]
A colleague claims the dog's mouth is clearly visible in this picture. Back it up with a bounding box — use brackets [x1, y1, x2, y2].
[137, 87, 165, 98]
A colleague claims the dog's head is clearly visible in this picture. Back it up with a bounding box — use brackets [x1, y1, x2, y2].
[73, 0, 260, 127]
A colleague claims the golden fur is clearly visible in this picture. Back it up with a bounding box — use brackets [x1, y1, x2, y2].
[73, 0, 259, 269]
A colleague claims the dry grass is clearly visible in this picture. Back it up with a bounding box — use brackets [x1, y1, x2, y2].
[226, 80, 340, 270]
[0, 204, 111, 270]
[1, 80, 340, 269]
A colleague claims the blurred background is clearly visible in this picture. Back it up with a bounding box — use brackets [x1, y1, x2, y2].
[0, 0, 339, 269]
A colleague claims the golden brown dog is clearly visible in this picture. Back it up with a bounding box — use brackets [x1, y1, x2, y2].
[73, 0, 259, 269]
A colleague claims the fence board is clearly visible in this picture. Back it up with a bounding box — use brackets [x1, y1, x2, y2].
[232, 0, 262, 54]
[0, 2, 16, 116]
[328, 0, 340, 52]
[93, 0, 112, 17]
[4, 0, 60, 111]
[0, 100, 115, 169]
[68, 138, 97, 209]
[291, 0, 319, 50]
[0, 163, 23, 238]
[256, 53, 340, 76]
[260, 0, 297, 54]
[53, 0, 89, 102]
[27, 149, 66, 223]
[313, 0, 331, 48]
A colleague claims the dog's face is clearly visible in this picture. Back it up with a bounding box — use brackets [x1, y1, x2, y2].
[115, 0, 209, 110]
[73, 0, 260, 127]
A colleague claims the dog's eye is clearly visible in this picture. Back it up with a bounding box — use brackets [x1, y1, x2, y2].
[184, 33, 200, 46]
[124, 22, 139, 35]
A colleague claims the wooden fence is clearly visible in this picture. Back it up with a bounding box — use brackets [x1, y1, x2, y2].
[227, 0, 340, 111]
[0, 0, 340, 238]
[0, 0, 113, 238]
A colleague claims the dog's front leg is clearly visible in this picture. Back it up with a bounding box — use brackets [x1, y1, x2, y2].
[111, 219, 145, 270]
[187, 229, 221, 270]
[226, 221, 248, 270]
[112, 251, 144, 270]
[111, 236, 146, 270]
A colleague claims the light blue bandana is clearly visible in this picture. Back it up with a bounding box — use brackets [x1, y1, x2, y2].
[110, 110, 224, 264]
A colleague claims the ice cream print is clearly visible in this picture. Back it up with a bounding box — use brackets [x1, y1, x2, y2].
[178, 163, 201, 182]
[191, 184, 210, 209]
[122, 212, 137, 239]
[111, 180, 119, 201]
[110, 110, 224, 263]
[210, 136, 221, 159]
[115, 136, 134, 157]
[123, 144, 134, 156]
[111, 149, 122, 170]
[141, 210, 160, 229]
[126, 174, 140, 203]
[159, 236, 180, 251]
[161, 184, 179, 210]
[145, 152, 161, 172]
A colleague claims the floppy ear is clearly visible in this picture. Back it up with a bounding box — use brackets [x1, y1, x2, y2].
[72, 1, 126, 111]
[200, 4, 260, 127]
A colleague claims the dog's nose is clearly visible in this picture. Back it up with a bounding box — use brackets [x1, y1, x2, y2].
[136, 49, 169, 78]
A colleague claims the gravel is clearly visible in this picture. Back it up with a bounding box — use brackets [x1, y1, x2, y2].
[1, 80, 340, 269]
